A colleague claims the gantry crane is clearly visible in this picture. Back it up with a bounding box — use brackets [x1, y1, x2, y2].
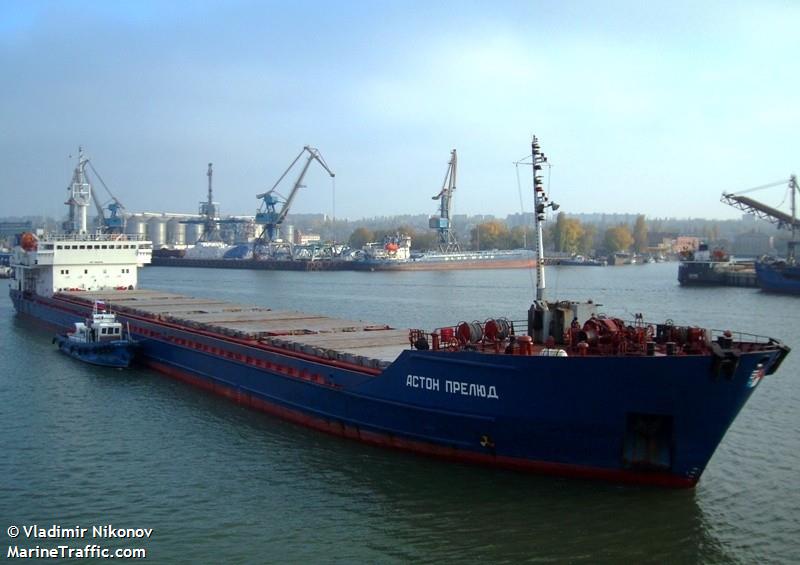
[254, 146, 335, 245]
[429, 149, 460, 252]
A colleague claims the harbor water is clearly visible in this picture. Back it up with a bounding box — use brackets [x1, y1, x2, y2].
[2, 262, 798, 563]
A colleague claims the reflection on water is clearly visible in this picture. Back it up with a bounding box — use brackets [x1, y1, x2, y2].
[1, 263, 797, 563]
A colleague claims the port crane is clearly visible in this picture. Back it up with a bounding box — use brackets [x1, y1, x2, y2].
[254, 146, 335, 246]
[721, 175, 799, 262]
[429, 149, 460, 252]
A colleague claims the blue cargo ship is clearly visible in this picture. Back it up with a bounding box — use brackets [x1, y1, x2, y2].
[8, 140, 791, 487]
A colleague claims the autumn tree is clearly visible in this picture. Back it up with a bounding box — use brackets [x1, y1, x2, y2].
[604, 225, 634, 253]
[633, 215, 648, 253]
[348, 227, 374, 248]
[550, 212, 585, 254]
[470, 220, 510, 250]
[578, 223, 597, 256]
[561, 218, 584, 254]
[552, 212, 566, 252]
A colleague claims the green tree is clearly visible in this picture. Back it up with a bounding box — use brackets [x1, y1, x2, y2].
[604, 225, 634, 253]
[348, 227, 374, 248]
[509, 226, 534, 249]
[633, 215, 648, 253]
[410, 230, 437, 251]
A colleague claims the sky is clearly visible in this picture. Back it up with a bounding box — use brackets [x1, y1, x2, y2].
[1, 0, 798, 222]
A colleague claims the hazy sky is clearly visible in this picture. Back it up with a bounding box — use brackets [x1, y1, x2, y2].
[1, 1, 798, 221]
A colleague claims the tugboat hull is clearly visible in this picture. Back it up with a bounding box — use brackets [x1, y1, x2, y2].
[53, 334, 138, 368]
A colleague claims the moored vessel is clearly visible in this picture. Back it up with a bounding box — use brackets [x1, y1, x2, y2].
[9, 140, 791, 488]
[677, 244, 757, 287]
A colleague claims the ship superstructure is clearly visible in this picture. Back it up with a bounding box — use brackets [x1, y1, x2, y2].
[11, 149, 151, 297]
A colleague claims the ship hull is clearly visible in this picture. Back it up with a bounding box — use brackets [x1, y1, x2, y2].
[10, 289, 784, 488]
[678, 261, 758, 287]
[755, 261, 800, 294]
[353, 250, 536, 271]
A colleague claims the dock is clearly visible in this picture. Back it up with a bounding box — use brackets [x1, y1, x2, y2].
[62, 289, 411, 369]
[151, 257, 350, 271]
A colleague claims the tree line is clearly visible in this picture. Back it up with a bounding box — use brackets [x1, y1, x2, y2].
[346, 213, 650, 255]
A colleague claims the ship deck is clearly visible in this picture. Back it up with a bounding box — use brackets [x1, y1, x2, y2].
[61, 289, 411, 369]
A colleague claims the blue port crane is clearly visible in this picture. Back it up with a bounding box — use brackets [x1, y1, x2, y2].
[429, 149, 460, 252]
[80, 150, 126, 234]
[255, 146, 335, 244]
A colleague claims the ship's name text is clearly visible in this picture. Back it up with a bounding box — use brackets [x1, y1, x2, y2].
[405, 374, 499, 399]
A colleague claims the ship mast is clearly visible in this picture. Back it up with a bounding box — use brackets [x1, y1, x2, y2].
[790, 174, 797, 264]
[531, 135, 557, 301]
[66, 146, 92, 235]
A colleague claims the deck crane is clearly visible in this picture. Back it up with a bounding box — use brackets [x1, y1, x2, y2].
[255, 146, 335, 245]
[429, 149, 460, 252]
[721, 175, 799, 262]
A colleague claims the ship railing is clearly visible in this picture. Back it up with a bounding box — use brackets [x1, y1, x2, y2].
[409, 318, 529, 353]
[410, 316, 784, 356]
[707, 327, 783, 347]
[42, 233, 151, 242]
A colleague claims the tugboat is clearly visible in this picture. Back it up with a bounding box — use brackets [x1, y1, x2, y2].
[53, 300, 138, 368]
